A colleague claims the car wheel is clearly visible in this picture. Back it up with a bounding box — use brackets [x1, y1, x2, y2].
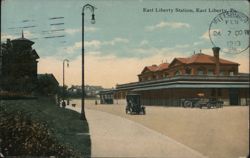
[184, 101, 192, 107]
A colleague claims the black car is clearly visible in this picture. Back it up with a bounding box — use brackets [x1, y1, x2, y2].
[126, 94, 145, 115]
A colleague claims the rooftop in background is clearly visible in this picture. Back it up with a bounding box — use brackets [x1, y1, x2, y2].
[172, 53, 239, 66]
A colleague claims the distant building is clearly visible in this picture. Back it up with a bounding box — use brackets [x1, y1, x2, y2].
[85, 85, 104, 97]
[0, 32, 39, 92]
[114, 47, 249, 106]
[37, 73, 59, 104]
[37, 73, 59, 96]
[68, 85, 105, 97]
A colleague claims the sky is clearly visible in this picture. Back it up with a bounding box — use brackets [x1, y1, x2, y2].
[1, 0, 249, 88]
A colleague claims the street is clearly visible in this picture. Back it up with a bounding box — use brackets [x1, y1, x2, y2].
[68, 99, 249, 158]
[86, 109, 205, 158]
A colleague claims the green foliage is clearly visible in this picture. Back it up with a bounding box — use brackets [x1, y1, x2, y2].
[0, 99, 91, 157]
[0, 107, 81, 157]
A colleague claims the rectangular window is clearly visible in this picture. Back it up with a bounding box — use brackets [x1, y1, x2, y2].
[229, 71, 234, 76]
[197, 70, 204, 75]
[208, 70, 214, 76]
[219, 71, 225, 76]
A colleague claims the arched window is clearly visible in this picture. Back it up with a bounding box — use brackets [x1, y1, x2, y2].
[185, 67, 191, 75]
[197, 67, 205, 75]
[175, 70, 181, 76]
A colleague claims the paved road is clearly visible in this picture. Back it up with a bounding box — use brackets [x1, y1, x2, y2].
[87, 109, 206, 158]
[68, 106, 206, 158]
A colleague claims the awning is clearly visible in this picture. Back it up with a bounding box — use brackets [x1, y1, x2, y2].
[132, 82, 249, 91]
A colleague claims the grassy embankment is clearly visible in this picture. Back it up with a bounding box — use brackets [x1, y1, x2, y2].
[0, 98, 91, 157]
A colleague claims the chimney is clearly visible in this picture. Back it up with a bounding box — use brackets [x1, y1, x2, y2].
[212, 47, 220, 75]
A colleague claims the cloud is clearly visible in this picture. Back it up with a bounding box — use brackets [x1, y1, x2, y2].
[64, 28, 81, 35]
[85, 40, 101, 48]
[145, 21, 190, 31]
[139, 40, 149, 46]
[64, 27, 98, 35]
[63, 42, 81, 54]
[85, 27, 99, 32]
[84, 38, 129, 49]
[201, 29, 221, 40]
[103, 38, 129, 46]
[1, 33, 18, 40]
[175, 44, 190, 48]
[133, 46, 187, 60]
[58, 37, 129, 58]
[193, 41, 203, 46]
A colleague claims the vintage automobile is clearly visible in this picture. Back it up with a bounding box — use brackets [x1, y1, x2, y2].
[181, 97, 223, 109]
[125, 94, 146, 115]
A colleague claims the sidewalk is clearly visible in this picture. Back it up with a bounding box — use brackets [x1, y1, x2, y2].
[68, 106, 206, 158]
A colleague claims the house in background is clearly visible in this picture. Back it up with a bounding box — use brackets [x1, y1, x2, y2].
[37, 74, 59, 96]
[68, 85, 105, 98]
[37, 73, 59, 103]
[0, 32, 39, 93]
[114, 47, 249, 106]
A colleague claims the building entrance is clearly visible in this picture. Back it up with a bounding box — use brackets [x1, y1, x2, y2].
[229, 89, 239, 105]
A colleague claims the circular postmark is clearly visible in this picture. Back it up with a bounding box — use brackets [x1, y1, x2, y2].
[209, 9, 249, 54]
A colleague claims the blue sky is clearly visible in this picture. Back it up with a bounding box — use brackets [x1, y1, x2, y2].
[1, 0, 249, 87]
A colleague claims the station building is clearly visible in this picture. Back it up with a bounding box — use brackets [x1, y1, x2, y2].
[112, 47, 249, 106]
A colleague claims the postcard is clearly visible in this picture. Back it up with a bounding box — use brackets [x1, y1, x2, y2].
[0, 0, 249, 158]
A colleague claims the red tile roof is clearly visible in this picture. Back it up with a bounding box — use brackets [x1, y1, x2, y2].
[141, 53, 238, 74]
[158, 63, 169, 71]
[142, 63, 169, 73]
[146, 65, 158, 72]
[174, 53, 238, 65]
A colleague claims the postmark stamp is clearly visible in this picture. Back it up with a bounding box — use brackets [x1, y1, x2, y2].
[209, 9, 249, 54]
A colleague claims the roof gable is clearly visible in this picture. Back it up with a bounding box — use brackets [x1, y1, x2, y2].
[169, 58, 186, 67]
[169, 53, 238, 67]
[141, 65, 158, 74]
[141, 63, 169, 74]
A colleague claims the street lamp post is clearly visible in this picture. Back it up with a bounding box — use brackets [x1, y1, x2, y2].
[81, 4, 96, 120]
[62, 59, 69, 108]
